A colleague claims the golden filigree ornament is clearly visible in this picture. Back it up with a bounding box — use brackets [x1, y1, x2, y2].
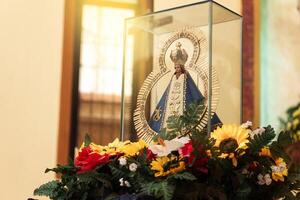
[133, 28, 220, 143]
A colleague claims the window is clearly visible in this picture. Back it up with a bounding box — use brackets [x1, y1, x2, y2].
[57, 0, 153, 164]
[77, 1, 135, 146]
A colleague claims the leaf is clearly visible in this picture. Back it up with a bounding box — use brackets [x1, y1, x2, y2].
[109, 164, 127, 180]
[45, 164, 77, 174]
[167, 172, 197, 181]
[166, 101, 206, 137]
[141, 181, 175, 200]
[104, 193, 119, 200]
[160, 181, 174, 200]
[33, 180, 61, 198]
[84, 134, 92, 147]
[270, 141, 291, 162]
[248, 125, 276, 153]
[235, 183, 251, 199]
[78, 171, 112, 188]
[277, 131, 293, 148]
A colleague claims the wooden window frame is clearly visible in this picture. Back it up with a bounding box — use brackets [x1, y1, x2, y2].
[57, 0, 150, 165]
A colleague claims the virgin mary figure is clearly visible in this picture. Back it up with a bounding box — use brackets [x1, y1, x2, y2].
[149, 42, 221, 133]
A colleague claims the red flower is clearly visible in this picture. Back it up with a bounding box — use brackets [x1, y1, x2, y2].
[188, 155, 209, 174]
[179, 141, 193, 157]
[74, 146, 110, 174]
[146, 148, 157, 160]
[180, 141, 209, 174]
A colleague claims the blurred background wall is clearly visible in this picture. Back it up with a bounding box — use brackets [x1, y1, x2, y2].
[0, 0, 64, 199]
[260, 0, 300, 128]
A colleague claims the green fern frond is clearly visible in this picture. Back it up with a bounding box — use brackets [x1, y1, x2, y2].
[141, 181, 175, 200]
[167, 172, 197, 181]
[33, 180, 62, 199]
[248, 125, 276, 153]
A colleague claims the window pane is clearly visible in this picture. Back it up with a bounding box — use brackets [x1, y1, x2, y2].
[80, 5, 134, 96]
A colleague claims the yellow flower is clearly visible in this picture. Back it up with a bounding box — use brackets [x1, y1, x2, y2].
[211, 124, 250, 152]
[292, 107, 300, 118]
[79, 142, 104, 153]
[271, 158, 288, 182]
[218, 153, 238, 167]
[293, 118, 300, 129]
[150, 156, 185, 177]
[108, 138, 130, 149]
[119, 140, 148, 156]
[259, 147, 272, 158]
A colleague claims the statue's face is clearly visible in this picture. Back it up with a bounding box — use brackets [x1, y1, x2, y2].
[174, 64, 183, 74]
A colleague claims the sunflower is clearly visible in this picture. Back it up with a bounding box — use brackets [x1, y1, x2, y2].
[211, 124, 250, 166]
[211, 124, 250, 152]
[150, 156, 185, 177]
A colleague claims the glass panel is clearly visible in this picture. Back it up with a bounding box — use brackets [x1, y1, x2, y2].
[212, 2, 242, 124]
[122, 1, 242, 141]
[126, 0, 240, 35]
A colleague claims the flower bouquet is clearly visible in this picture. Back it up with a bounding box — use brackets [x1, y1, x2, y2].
[33, 103, 300, 200]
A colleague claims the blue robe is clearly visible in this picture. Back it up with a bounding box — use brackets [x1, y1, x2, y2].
[149, 72, 221, 133]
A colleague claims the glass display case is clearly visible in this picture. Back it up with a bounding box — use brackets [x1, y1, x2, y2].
[121, 0, 242, 142]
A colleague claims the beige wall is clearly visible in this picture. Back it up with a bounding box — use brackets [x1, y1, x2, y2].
[154, 0, 241, 14]
[261, 0, 300, 128]
[0, 0, 64, 199]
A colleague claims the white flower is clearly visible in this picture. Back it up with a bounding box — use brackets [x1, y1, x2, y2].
[271, 166, 278, 173]
[250, 127, 265, 139]
[119, 178, 124, 186]
[148, 136, 190, 157]
[118, 157, 127, 166]
[264, 174, 272, 185]
[129, 163, 138, 172]
[172, 136, 190, 144]
[257, 174, 265, 185]
[241, 121, 253, 129]
[119, 178, 131, 187]
[257, 173, 272, 185]
[124, 180, 131, 187]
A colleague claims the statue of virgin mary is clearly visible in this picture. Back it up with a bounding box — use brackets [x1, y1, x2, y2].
[148, 42, 221, 132]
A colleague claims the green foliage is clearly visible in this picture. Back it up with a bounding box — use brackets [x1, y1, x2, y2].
[280, 102, 300, 142]
[45, 162, 77, 174]
[34, 162, 114, 200]
[166, 100, 206, 137]
[84, 134, 92, 147]
[34, 181, 63, 200]
[167, 172, 197, 181]
[141, 181, 175, 200]
[270, 131, 292, 161]
[248, 125, 275, 153]
[109, 164, 128, 180]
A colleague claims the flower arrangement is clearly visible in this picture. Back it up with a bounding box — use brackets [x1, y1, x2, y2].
[33, 104, 300, 200]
